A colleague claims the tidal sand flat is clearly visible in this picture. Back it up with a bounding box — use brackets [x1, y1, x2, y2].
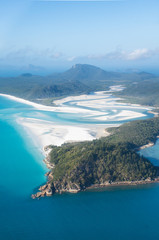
[17, 117, 110, 150]
[0, 86, 153, 155]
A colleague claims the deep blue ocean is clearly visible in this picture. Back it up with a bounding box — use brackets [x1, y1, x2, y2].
[0, 95, 159, 240]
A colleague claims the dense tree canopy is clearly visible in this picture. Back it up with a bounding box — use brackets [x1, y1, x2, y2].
[48, 117, 159, 192]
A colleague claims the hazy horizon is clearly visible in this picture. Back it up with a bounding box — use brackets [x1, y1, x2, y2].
[0, 63, 159, 78]
[0, 0, 159, 76]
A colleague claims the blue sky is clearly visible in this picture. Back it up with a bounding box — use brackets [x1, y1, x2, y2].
[0, 0, 159, 74]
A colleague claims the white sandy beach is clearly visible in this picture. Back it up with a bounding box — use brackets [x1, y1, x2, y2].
[17, 117, 112, 152]
[0, 93, 100, 115]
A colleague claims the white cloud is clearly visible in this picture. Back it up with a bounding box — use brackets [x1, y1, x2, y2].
[0, 47, 64, 62]
[1, 46, 159, 67]
[126, 48, 150, 60]
[67, 56, 77, 62]
[87, 50, 124, 60]
[51, 52, 63, 59]
[85, 48, 159, 61]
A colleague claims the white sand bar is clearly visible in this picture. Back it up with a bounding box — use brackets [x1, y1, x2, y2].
[0, 93, 99, 114]
[17, 118, 112, 151]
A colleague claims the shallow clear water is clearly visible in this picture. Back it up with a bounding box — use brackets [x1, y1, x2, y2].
[0, 94, 159, 240]
[140, 139, 159, 166]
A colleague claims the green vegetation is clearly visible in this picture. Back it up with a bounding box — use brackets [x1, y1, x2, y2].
[0, 64, 158, 103]
[107, 117, 159, 147]
[0, 74, 90, 101]
[116, 78, 159, 107]
[49, 117, 159, 192]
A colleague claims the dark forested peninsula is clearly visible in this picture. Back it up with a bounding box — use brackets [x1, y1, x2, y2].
[32, 117, 159, 198]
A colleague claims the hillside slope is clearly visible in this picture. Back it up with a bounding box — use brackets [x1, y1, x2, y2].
[0, 64, 157, 102]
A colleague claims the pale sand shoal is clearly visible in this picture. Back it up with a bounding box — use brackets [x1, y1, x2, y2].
[94, 110, 146, 121]
[17, 118, 114, 153]
[53, 93, 151, 112]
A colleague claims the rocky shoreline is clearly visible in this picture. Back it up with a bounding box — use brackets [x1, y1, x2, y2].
[86, 178, 159, 190]
[32, 174, 159, 199]
[31, 146, 54, 199]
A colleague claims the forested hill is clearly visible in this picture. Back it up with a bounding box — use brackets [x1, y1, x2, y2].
[116, 77, 159, 107]
[0, 64, 157, 102]
[45, 117, 159, 195]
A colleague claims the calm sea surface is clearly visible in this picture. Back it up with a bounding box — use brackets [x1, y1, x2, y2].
[0, 95, 159, 240]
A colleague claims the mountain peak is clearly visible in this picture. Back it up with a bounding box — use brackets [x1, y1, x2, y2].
[60, 63, 120, 83]
[71, 63, 102, 71]
[20, 73, 33, 77]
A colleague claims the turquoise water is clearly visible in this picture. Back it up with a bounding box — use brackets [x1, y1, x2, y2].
[0, 95, 159, 240]
[140, 139, 159, 166]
